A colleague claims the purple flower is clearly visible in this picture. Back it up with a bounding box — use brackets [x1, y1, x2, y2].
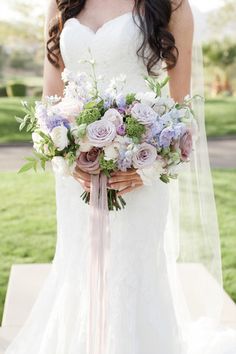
[132, 143, 157, 169]
[87, 119, 116, 147]
[179, 129, 193, 161]
[46, 115, 70, 132]
[117, 124, 126, 136]
[131, 103, 157, 126]
[102, 92, 114, 109]
[173, 123, 187, 139]
[159, 127, 175, 148]
[117, 150, 133, 171]
[116, 93, 126, 111]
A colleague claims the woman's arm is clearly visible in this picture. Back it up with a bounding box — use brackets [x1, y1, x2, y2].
[167, 0, 194, 103]
[42, 0, 65, 97]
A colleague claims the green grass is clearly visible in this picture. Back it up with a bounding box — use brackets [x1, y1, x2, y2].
[213, 170, 236, 302]
[0, 170, 235, 323]
[0, 97, 36, 144]
[0, 96, 236, 143]
[205, 97, 236, 137]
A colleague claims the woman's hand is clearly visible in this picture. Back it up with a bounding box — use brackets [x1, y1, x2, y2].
[108, 168, 143, 196]
[72, 166, 91, 192]
[73, 166, 144, 196]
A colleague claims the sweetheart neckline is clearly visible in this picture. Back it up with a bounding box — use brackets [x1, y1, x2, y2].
[65, 11, 137, 36]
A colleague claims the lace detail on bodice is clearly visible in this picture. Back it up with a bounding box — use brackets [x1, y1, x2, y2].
[59, 12, 163, 94]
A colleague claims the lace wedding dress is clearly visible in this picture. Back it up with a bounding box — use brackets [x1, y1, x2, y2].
[5, 11, 236, 354]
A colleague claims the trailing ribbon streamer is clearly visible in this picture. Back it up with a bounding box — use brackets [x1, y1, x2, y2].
[87, 172, 111, 354]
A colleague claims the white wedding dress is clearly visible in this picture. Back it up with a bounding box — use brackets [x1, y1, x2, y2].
[5, 11, 236, 354]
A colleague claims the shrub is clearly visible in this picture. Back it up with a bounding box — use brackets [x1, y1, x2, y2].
[0, 85, 7, 97]
[6, 82, 27, 97]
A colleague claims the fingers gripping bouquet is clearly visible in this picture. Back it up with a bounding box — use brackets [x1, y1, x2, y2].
[17, 58, 198, 211]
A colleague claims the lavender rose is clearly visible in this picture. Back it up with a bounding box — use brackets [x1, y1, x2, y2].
[87, 119, 116, 147]
[76, 147, 101, 174]
[132, 142, 157, 169]
[102, 108, 123, 128]
[131, 103, 157, 126]
[179, 129, 193, 161]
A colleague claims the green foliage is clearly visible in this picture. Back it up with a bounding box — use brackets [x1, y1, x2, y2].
[7, 82, 27, 97]
[0, 85, 7, 97]
[99, 152, 117, 176]
[126, 116, 146, 142]
[76, 107, 101, 125]
[144, 75, 170, 96]
[125, 93, 136, 105]
[203, 39, 236, 68]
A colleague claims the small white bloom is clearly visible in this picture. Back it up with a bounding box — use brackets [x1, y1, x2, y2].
[51, 156, 71, 177]
[32, 132, 43, 153]
[79, 136, 94, 152]
[50, 125, 69, 151]
[104, 142, 119, 160]
[136, 160, 165, 186]
[135, 91, 156, 106]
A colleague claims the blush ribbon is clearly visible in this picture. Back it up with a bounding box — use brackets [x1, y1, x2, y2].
[87, 172, 111, 354]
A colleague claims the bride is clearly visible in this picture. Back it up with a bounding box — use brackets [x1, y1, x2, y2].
[4, 0, 236, 353]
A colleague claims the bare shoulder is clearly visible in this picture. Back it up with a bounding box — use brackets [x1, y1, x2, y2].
[44, 0, 59, 38]
[169, 0, 194, 30]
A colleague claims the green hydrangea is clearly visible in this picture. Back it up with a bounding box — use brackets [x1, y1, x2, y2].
[76, 107, 101, 125]
[125, 93, 136, 105]
[126, 116, 146, 142]
[99, 153, 117, 176]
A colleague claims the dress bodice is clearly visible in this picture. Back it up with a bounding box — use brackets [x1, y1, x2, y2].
[59, 12, 163, 93]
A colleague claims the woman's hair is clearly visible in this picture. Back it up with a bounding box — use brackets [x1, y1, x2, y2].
[47, 0, 182, 75]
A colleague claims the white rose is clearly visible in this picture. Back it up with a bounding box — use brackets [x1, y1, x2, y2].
[50, 125, 69, 151]
[135, 91, 156, 106]
[51, 98, 83, 120]
[51, 156, 71, 177]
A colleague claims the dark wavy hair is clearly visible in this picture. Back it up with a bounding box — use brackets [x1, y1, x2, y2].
[47, 0, 182, 75]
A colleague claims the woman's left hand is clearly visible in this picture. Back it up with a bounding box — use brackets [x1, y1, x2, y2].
[107, 168, 143, 196]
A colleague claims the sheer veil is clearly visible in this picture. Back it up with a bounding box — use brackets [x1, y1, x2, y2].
[164, 0, 224, 326]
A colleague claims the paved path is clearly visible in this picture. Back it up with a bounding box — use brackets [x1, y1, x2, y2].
[0, 138, 235, 172]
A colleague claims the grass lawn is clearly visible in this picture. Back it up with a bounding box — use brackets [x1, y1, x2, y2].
[0, 169, 235, 323]
[205, 97, 236, 137]
[0, 96, 236, 143]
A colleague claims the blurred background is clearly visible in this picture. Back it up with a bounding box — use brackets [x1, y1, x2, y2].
[0, 0, 235, 324]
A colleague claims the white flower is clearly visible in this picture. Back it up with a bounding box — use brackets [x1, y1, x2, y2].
[131, 103, 157, 125]
[136, 160, 165, 186]
[135, 91, 156, 106]
[50, 125, 69, 151]
[51, 98, 83, 119]
[79, 136, 94, 152]
[152, 96, 175, 115]
[32, 132, 43, 153]
[51, 156, 71, 177]
[104, 141, 120, 160]
[101, 108, 123, 128]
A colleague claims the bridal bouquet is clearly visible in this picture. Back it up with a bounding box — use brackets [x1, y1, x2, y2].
[17, 58, 198, 210]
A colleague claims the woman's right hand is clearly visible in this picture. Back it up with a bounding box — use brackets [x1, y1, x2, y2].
[72, 166, 91, 192]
